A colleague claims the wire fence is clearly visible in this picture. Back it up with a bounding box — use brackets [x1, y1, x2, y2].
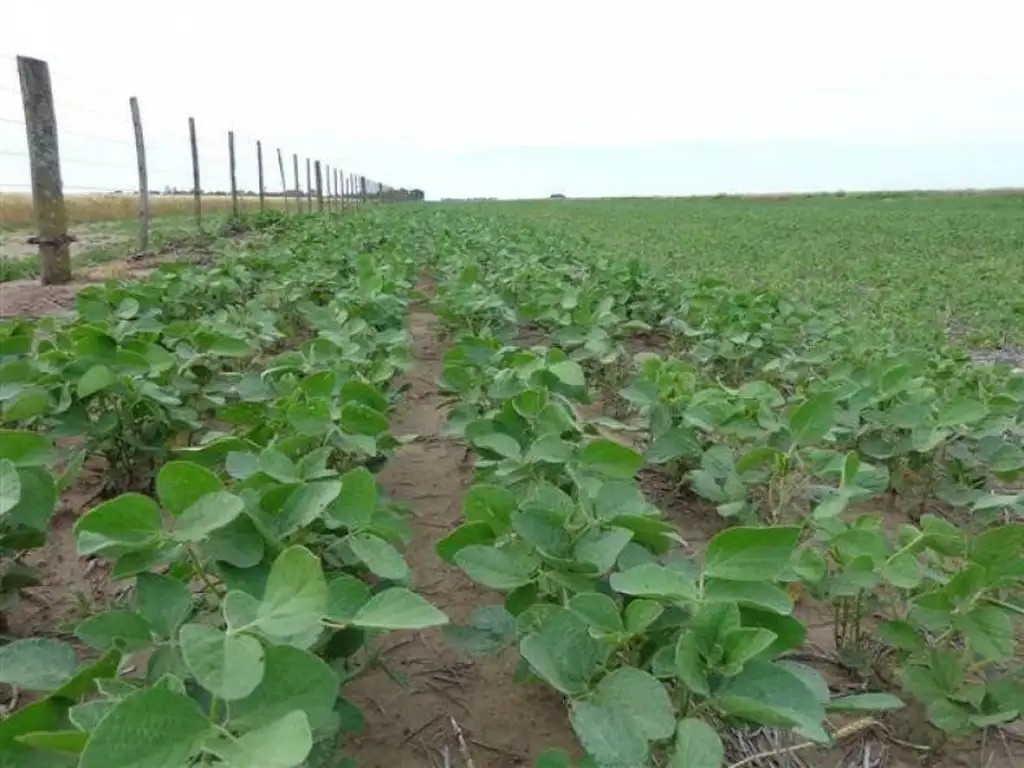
[1, 54, 424, 261]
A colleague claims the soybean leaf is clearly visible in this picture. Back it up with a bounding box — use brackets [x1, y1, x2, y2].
[713, 660, 826, 734]
[610, 563, 696, 600]
[828, 693, 904, 712]
[69, 700, 115, 732]
[275, 480, 342, 535]
[135, 572, 193, 639]
[15, 729, 88, 754]
[50, 648, 121, 700]
[202, 515, 265, 568]
[520, 608, 602, 696]
[436, 522, 495, 564]
[327, 467, 377, 531]
[704, 526, 801, 581]
[549, 360, 586, 387]
[472, 433, 522, 461]
[228, 645, 339, 732]
[722, 628, 778, 674]
[0, 638, 77, 691]
[0, 459, 20, 516]
[594, 667, 675, 741]
[349, 533, 409, 581]
[204, 710, 312, 768]
[257, 546, 328, 638]
[324, 574, 371, 623]
[535, 749, 574, 768]
[340, 402, 388, 436]
[352, 588, 448, 630]
[173, 491, 245, 541]
[455, 545, 538, 590]
[0, 429, 53, 466]
[4, 465, 56, 531]
[569, 593, 625, 634]
[569, 700, 649, 768]
[578, 438, 644, 479]
[226, 451, 260, 480]
[156, 461, 223, 517]
[444, 605, 518, 655]
[625, 599, 664, 634]
[789, 393, 835, 445]
[669, 718, 724, 768]
[675, 631, 710, 695]
[464, 483, 516, 530]
[75, 610, 153, 653]
[954, 605, 1015, 661]
[77, 365, 116, 398]
[937, 398, 988, 427]
[259, 449, 300, 484]
[574, 527, 633, 574]
[877, 620, 927, 652]
[179, 624, 265, 701]
[704, 579, 793, 615]
[79, 686, 212, 768]
[75, 493, 163, 556]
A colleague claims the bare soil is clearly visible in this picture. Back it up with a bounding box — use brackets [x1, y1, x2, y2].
[0, 228, 130, 262]
[344, 283, 579, 766]
[5, 455, 120, 639]
[0, 254, 180, 318]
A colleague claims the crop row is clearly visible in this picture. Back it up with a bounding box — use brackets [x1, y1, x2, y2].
[1, 203, 1022, 767]
[0, 211, 448, 767]
[420, 205, 1024, 766]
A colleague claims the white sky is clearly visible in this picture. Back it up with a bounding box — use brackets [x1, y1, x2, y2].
[1, 1, 1023, 198]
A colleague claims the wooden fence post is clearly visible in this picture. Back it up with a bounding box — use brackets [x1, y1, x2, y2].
[17, 56, 71, 285]
[228, 131, 239, 217]
[324, 163, 331, 211]
[292, 153, 302, 213]
[305, 159, 312, 212]
[314, 161, 324, 212]
[257, 140, 265, 211]
[128, 96, 151, 252]
[360, 176, 367, 203]
[188, 117, 202, 231]
[277, 148, 288, 212]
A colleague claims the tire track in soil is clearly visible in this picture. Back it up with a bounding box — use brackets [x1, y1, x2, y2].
[343, 283, 578, 767]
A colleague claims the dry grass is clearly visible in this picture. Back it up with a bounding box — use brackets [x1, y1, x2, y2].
[0, 193, 300, 227]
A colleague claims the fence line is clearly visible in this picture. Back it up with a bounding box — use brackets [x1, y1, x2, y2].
[3, 55, 425, 285]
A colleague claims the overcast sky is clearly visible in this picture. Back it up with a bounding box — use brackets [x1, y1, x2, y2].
[2, 1, 1023, 199]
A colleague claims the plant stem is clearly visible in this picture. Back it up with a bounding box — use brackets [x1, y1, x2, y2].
[188, 547, 225, 598]
[209, 696, 221, 723]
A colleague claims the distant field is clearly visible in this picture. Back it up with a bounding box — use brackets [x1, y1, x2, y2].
[458, 193, 1024, 349]
[0, 192, 311, 228]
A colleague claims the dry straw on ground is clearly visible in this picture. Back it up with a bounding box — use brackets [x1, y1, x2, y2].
[0, 193, 294, 227]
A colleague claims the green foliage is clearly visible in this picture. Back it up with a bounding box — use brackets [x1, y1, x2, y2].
[423, 201, 1023, 766]
[0, 213, 446, 766]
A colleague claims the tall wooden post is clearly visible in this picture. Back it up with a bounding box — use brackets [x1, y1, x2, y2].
[128, 96, 150, 252]
[188, 117, 202, 231]
[17, 56, 71, 285]
[305, 158, 312, 212]
[228, 131, 239, 217]
[276, 148, 288, 212]
[292, 153, 302, 213]
[257, 140, 266, 211]
[314, 161, 324, 212]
